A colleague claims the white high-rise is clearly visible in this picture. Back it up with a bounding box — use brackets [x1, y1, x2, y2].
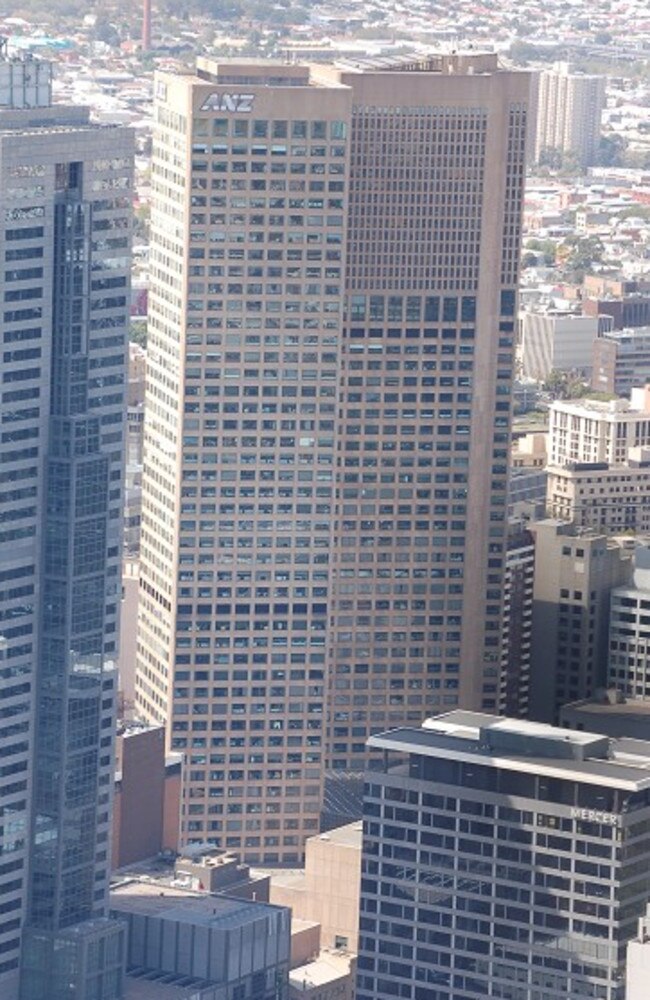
[534, 62, 606, 166]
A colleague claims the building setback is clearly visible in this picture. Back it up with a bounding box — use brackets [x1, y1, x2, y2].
[135, 53, 530, 862]
[0, 52, 133, 1000]
[357, 712, 650, 1000]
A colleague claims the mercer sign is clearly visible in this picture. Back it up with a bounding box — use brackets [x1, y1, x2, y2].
[200, 93, 255, 112]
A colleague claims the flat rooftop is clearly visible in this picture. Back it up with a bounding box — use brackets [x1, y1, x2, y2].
[110, 880, 282, 928]
[289, 951, 353, 989]
[564, 698, 650, 717]
[124, 977, 205, 1000]
[311, 821, 362, 849]
[368, 711, 650, 790]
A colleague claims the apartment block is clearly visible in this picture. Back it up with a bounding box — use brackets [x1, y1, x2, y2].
[357, 712, 650, 1000]
[547, 388, 650, 467]
[534, 62, 606, 166]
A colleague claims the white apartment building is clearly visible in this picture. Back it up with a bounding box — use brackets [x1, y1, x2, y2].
[534, 62, 606, 166]
[548, 387, 650, 467]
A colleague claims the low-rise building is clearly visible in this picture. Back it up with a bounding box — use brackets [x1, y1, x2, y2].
[520, 310, 611, 379]
[548, 387, 650, 467]
[113, 723, 182, 869]
[289, 952, 356, 1000]
[592, 326, 650, 397]
[546, 448, 650, 534]
[269, 823, 362, 955]
[110, 882, 291, 1000]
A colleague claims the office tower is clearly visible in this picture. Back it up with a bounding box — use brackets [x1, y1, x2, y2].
[136, 59, 353, 862]
[607, 547, 650, 700]
[519, 310, 612, 380]
[592, 326, 650, 397]
[0, 51, 133, 1000]
[358, 712, 650, 1000]
[136, 53, 529, 859]
[321, 53, 530, 770]
[124, 342, 146, 555]
[499, 518, 534, 718]
[528, 521, 632, 723]
[534, 62, 606, 167]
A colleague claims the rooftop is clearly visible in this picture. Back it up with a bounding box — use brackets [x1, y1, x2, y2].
[289, 950, 354, 990]
[311, 821, 362, 850]
[368, 711, 650, 790]
[110, 879, 282, 928]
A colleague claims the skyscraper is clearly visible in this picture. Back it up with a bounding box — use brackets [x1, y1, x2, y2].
[136, 59, 352, 863]
[358, 712, 650, 1000]
[321, 54, 530, 772]
[136, 54, 529, 861]
[0, 50, 133, 1000]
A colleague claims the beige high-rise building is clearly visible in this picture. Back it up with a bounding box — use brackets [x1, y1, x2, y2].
[534, 62, 606, 166]
[136, 59, 352, 863]
[529, 520, 632, 722]
[135, 54, 530, 861]
[323, 53, 530, 772]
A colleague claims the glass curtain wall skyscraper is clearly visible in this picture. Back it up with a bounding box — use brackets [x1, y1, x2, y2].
[0, 51, 133, 1000]
[135, 54, 529, 862]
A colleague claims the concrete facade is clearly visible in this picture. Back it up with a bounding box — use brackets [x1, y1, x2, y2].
[135, 53, 530, 860]
[592, 327, 650, 397]
[528, 521, 633, 722]
[534, 62, 605, 166]
[520, 311, 611, 379]
[112, 724, 183, 869]
[270, 822, 362, 954]
[548, 388, 650, 467]
[546, 451, 650, 534]
[110, 882, 291, 1000]
[626, 905, 650, 1000]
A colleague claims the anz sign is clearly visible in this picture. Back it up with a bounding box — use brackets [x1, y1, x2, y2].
[200, 93, 255, 113]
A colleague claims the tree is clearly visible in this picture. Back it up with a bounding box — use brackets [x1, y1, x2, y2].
[595, 134, 627, 167]
[130, 321, 147, 347]
[542, 369, 589, 400]
[93, 16, 120, 46]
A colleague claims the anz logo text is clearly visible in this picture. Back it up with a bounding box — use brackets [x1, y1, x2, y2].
[200, 93, 255, 113]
